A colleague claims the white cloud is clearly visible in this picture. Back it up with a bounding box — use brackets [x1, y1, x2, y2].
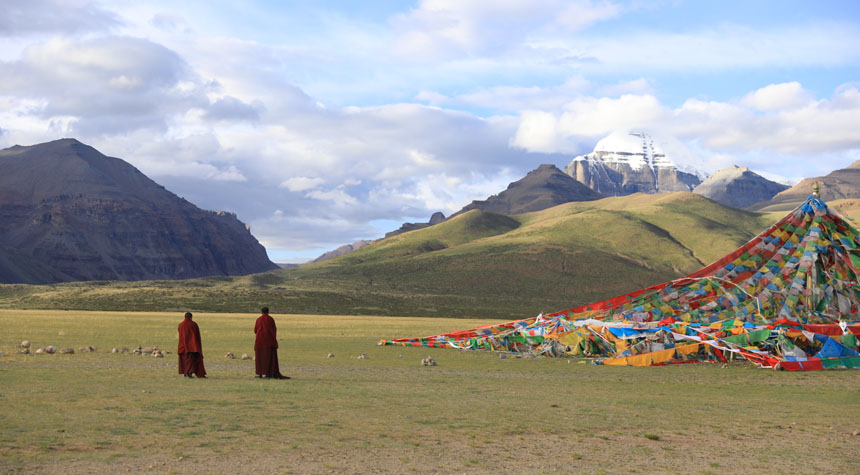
[210, 165, 247, 182]
[514, 94, 666, 152]
[512, 84, 860, 176]
[280, 176, 324, 192]
[305, 188, 358, 206]
[392, 0, 623, 59]
[511, 110, 570, 153]
[417, 77, 592, 112]
[743, 82, 814, 111]
[0, 36, 209, 134]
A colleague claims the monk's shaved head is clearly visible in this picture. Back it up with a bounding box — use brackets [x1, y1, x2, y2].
[184, 312, 192, 319]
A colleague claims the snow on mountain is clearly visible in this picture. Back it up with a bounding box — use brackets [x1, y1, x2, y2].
[565, 131, 706, 196]
[584, 131, 708, 178]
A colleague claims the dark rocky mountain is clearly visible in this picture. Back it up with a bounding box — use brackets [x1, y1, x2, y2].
[564, 131, 703, 195]
[693, 165, 789, 209]
[749, 160, 860, 212]
[450, 164, 603, 218]
[385, 212, 446, 239]
[312, 240, 372, 263]
[0, 138, 278, 283]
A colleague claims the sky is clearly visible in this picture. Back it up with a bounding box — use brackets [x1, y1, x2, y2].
[1, 0, 859, 262]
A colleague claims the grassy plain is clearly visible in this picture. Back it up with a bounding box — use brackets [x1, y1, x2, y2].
[1, 310, 859, 474]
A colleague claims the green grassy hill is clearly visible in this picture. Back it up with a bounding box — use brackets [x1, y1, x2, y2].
[0, 192, 777, 318]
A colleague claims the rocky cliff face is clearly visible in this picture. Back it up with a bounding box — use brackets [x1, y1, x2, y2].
[693, 166, 788, 209]
[749, 160, 860, 212]
[451, 164, 603, 218]
[0, 139, 278, 283]
[564, 131, 703, 195]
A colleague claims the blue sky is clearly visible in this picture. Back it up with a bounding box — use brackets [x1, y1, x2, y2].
[1, 0, 859, 261]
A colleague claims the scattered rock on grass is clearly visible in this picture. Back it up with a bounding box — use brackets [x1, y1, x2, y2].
[225, 352, 236, 359]
[357, 353, 368, 359]
[18, 341, 31, 349]
[152, 351, 164, 358]
[241, 353, 251, 360]
[35, 348, 45, 354]
[327, 353, 335, 358]
[852, 430, 860, 436]
[59, 348, 75, 354]
[421, 357, 437, 366]
[17, 348, 29, 355]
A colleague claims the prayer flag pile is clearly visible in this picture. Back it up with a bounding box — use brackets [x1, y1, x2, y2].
[382, 194, 860, 370]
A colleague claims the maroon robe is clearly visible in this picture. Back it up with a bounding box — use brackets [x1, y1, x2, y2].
[254, 313, 286, 378]
[178, 317, 206, 377]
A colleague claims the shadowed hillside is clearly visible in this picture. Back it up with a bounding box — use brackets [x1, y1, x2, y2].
[0, 193, 776, 318]
[0, 139, 278, 283]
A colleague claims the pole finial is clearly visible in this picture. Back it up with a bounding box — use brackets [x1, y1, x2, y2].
[812, 181, 820, 198]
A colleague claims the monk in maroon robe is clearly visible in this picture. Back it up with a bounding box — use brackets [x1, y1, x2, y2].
[178, 312, 206, 378]
[254, 307, 289, 379]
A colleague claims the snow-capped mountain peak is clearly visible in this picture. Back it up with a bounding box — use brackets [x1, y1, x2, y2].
[565, 130, 705, 196]
[589, 131, 674, 172]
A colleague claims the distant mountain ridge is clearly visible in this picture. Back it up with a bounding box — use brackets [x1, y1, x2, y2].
[451, 164, 603, 218]
[693, 166, 789, 209]
[749, 160, 860, 212]
[312, 240, 372, 263]
[564, 131, 703, 195]
[0, 138, 278, 283]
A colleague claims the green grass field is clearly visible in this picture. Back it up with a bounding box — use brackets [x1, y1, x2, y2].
[1, 310, 859, 474]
